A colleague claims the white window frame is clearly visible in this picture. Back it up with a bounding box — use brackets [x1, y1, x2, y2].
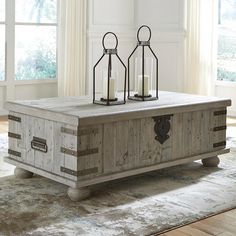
[0, 0, 58, 102]
[215, 0, 236, 117]
[0, 0, 6, 83]
[216, 0, 236, 86]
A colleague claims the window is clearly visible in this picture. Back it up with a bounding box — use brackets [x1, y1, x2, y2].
[0, 0, 57, 81]
[15, 0, 57, 80]
[218, 0, 236, 82]
[0, 0, 5, 81]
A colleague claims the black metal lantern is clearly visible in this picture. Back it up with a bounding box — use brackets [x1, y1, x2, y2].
[93, 32, 127, 106]
[128, 25, 158, 101]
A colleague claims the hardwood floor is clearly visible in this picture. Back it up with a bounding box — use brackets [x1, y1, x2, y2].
[160, 209, 236, 236]
[0, 116, 8, 134]
[1, 116, 236, 235]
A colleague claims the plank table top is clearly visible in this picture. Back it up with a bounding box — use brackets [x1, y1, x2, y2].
[5, 91, 231, 126]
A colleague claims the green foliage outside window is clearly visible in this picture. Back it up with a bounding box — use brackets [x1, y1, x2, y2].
[15, 0, 57, 80]
[218, 34, 236, 82]
[217, 0, 236, 82]
[15, 43, 56, 80]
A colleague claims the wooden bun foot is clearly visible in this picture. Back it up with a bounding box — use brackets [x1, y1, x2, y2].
[67, 187, 90, 201]
[202, 156, 220, 167]
[14, 167, 34, 179]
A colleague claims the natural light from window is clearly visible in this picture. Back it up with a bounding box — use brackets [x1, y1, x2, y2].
[218, 0, 236, 82]
[15, 0, 57, 80]
[0, 0, 5, 81]
[0, 0, 4, 20]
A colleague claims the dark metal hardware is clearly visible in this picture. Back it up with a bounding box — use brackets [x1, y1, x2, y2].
[213, 126, 227, 132]
[128, 25, 159, 101]
[77, 148, 99, 156]
[213, 141, 226, 148]
[78, 128, 98, 136]
[214, 110, 227, 116]
[153, 115, 173, 144]
[104, 49, 117, 54]
[8, 149, 21, 157]
[8, 115, 21, 122]
[8, 132, 21, 139]
[31, 136, 48, 153]
[61, 127, 77, 136]
[93, 32, 127, 106]
[61, 147, 99, 157]
[60, 167, 78, 176]
[60, 167, 98, 177]
[61, 127, 98, 136]
[61, 147, 77, 157]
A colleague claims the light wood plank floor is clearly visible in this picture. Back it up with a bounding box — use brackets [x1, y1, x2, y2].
[160, 209, 236, 236]
[1, 116, 236, 235]
[0, 116, 8, 134]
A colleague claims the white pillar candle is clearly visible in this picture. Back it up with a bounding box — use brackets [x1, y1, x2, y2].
[137, 75, 149, 96]
[102, 76, 116, 100]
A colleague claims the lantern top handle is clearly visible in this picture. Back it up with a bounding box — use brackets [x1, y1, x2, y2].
[137, 25, 152, 44]
[102, 32, 118, 51]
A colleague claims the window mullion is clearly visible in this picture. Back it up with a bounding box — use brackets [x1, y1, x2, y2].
[5, 0, 15, 100]
[218, 0, 221, 25]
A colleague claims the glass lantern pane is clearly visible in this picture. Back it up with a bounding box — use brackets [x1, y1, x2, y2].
[94, 54, 126, 103]
[0, 0, 5, 22]
[135, 57, 153, 96]
[15, 0, 57, 23]
[102, 70, 118, 100]
[15, 25, 57, 80]
[131, 45, 157, 98]
[0, 25, 5, 81]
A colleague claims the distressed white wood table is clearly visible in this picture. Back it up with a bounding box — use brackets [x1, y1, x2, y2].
[4, 91, 231, 201]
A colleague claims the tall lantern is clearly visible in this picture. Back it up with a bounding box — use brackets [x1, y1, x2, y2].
[93, 32, 127, 106]
[128, 25, 158, 101]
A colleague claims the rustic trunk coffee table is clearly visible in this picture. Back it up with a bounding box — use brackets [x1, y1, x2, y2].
[4, 91, 231, 201]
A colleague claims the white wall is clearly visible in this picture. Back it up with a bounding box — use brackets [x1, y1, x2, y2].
[215, 82, 236, 117]
[0, 81, 57, 116]
[87, 0, 186, 95]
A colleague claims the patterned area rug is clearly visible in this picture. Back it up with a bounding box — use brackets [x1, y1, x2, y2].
[0, 133, 236, 236]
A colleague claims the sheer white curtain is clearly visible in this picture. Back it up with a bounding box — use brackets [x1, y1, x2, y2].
[58, 0, 87, 96]
[185, 0, 218, 95]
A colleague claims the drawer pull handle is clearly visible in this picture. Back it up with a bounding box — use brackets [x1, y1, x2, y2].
[31, 137, 48, 153]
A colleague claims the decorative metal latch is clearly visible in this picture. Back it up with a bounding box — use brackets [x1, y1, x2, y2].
[153, 114, 173, 144]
